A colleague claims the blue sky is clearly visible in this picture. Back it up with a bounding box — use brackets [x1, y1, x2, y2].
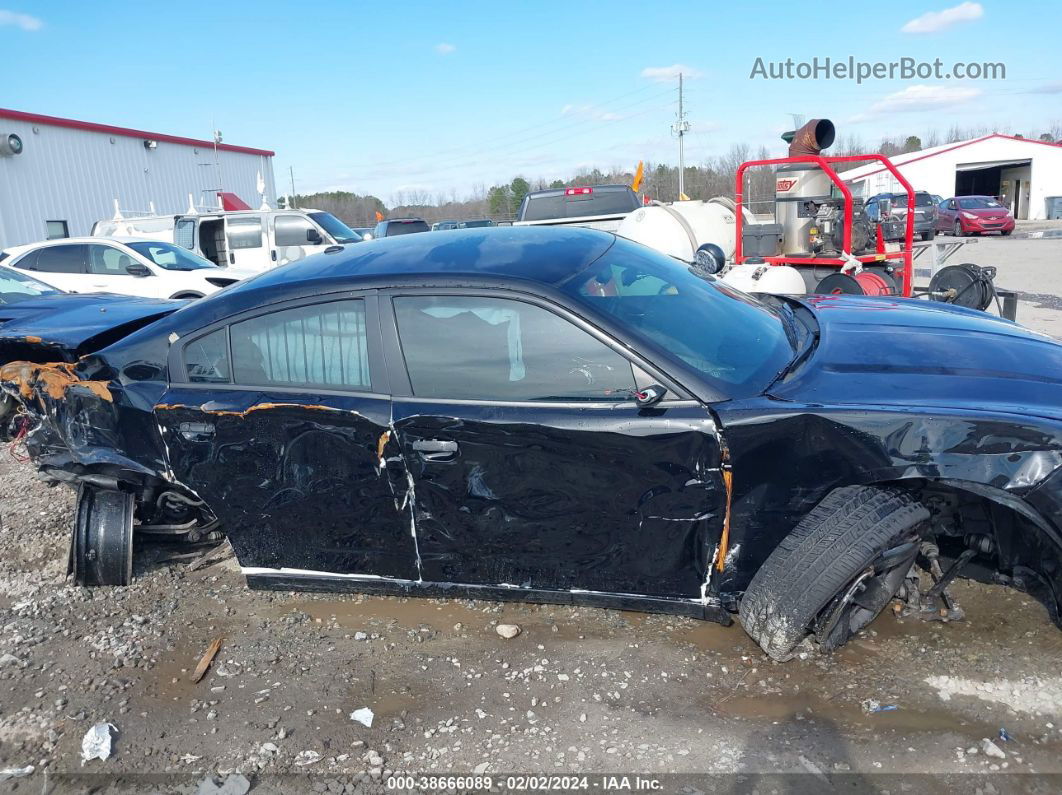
[1, 1, 1059, 202]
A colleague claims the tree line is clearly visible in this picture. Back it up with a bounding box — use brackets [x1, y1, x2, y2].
[290, 120, 1062, 226]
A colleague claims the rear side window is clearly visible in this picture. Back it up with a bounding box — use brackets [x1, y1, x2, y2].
[520, 189, 639, 221]
[185, 329, 230, 383]
[34, 245, 87, 274]
[175, 218, 197, 250]
[384, 221, 429, 236]
[227, 217, 263, 249]
[230, 300, 370, 390]
[274, 215, 316, 247]
[393, 296, 636, 402]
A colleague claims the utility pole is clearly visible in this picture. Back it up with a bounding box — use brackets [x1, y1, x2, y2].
[289, 166, 297, 209]
[671, 73, 690, 199]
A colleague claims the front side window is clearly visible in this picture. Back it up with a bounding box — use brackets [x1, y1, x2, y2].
[87, 245, 136, 276]
[185, 329, 230, 383]
[230, 300, 370, 390]
[34, 244, 87, 274]
[226, 217, 263, 250]
[560, 238, 795, 398]
[394, 296, 636, 402]
[307, 212, 362, 244]
[274, 215, 316, 247]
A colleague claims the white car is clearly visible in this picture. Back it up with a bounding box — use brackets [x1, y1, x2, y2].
[0, 237, 255, 299]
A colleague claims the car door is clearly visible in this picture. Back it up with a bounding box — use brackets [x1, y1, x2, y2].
[272, 214, 326, 267]
[85, 243, 159, 297]
[154, 293, 419, 581]
[223, 214, 268, 270]
[383, 289, 726, 600]
[21, 243, 91, 292]
[937, 199, 956, 231]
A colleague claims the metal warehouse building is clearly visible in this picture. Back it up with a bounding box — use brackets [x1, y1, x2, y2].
[0, 108, 276, 250]
[844, 134, 1062, 221]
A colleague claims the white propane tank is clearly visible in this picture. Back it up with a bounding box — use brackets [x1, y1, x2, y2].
[617, 199, 752, 262]
[721, 263, 807, 296]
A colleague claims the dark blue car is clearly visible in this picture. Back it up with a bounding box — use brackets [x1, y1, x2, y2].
[2, 227, 1060, 661]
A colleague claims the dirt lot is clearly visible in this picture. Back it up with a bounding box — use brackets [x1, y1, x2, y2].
[2, 231, 1062, 793]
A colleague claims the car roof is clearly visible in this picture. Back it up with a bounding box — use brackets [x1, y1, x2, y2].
[168, 226, 616, 329]
[382, 218, 427, 223]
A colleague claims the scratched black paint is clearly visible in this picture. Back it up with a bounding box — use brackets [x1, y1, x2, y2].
[1, 228, 1060, 628]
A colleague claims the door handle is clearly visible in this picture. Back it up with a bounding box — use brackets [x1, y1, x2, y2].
[412, 439, 458, 460]
[229, 252, 235, 265]
[271, 250, 277, 261]
[178, 421, 215, 441]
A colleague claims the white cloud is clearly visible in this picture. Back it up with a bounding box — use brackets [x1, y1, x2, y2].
[640, 64, 703, 82]
[435, 42, 456, 55]
[850, 84, 981, 121]
[0, 9, 43, 30]
[901, 2, 983, 34]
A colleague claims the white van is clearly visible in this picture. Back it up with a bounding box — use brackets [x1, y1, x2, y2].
[91, 208, 362, 273]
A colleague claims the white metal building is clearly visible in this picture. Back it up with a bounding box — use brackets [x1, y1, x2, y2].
[0, 108, 276, 250]
[843, 134, 1062, 221]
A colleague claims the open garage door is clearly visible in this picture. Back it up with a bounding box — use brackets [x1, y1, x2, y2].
[955, 159, 1032, 219]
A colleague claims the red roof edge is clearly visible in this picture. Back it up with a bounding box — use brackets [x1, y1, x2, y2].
[0, 107, 275, 157]
[846, 133, 1061, 182]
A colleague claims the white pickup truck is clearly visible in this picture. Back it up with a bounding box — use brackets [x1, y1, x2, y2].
[513, 185, 641, 232]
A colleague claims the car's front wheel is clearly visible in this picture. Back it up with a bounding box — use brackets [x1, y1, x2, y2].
[953, 220, 965, 237]
[739, 485, 930, 661]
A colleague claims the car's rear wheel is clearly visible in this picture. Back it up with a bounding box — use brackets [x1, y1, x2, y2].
[739, 486, 930, 661]
[70, 486, 135, 586]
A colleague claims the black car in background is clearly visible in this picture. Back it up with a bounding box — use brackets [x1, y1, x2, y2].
[865, 191, 938, 241]
[2, 227, 1061, 661]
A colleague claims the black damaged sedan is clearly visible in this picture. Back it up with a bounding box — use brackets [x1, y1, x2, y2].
[2, 227, 1061, 660]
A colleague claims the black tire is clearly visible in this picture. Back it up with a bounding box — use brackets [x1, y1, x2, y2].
[170, 292, 205, 300]
[739, 485, 929, 661]
[70, 486, 135, 586]
[953, 221, 965, 238]
[921, 230, 935, 241]
[1001, 229, 1013, 237]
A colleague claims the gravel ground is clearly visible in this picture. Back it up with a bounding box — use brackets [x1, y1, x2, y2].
[1, 233, 1061, 793]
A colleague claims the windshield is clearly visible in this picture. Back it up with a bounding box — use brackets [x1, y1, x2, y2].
[0, 265, 61, 303]
[561, 240, 795, 398]
[308, 212, 362, 243]
[958, 197, 1003, 210]
[127, 241, 217, 270]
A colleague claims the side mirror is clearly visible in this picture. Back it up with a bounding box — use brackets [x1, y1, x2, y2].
[306, 228, 323, 244]
[635, 384, 667, 408]
[126, 263, 152, 277]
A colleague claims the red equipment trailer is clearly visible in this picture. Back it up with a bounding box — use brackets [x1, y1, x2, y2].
[734, 154, 916, 297]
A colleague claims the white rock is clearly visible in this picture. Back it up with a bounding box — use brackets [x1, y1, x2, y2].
[350, 707, 374, 727]
[981, 738, 1006, 759]
[496, 624, 521, 639]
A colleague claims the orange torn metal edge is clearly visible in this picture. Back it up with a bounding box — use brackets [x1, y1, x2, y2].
[716, 467, 733, 572]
